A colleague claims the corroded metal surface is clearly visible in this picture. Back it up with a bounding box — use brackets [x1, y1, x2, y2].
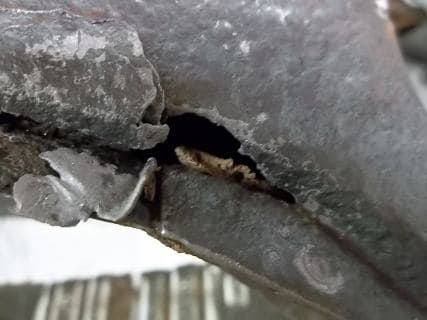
[13, 148, 157, 226]
[0, 8, 168, 150]
[0, 0, 426, 319]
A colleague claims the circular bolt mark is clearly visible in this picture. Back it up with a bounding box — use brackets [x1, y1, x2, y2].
[294, 245, 344, 294]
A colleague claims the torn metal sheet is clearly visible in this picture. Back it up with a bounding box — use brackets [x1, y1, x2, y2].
[13, 148, 157, 226]
[0, 8, 168, 150]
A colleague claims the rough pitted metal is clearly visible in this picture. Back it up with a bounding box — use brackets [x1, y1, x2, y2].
[0, 8, 168, 150]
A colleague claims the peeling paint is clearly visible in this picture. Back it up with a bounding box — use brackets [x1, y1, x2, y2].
[0, 7, 69, 16]
[239, 40, 250, 55]
[255, 112, 268, 124]
[264, 5, 292, 24]
[214, 20, 233, 29]
[126, 30, 144, 56]
[25, 31, 107, 60]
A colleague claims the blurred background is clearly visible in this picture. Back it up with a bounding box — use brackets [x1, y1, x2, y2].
[1, 1, 427, 319]
[0, 218, 203, 285]
[0, 217, 299, 320]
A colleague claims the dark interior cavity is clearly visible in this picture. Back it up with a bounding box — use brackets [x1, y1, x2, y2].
[137, 113, 258, 169]
[136, 113, 296, 204]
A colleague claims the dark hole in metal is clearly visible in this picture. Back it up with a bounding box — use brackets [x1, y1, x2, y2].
[136, 113, 296, 204]
[138, 113, 256, 167]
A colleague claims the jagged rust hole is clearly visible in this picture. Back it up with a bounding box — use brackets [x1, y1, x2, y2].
[139, 113, 257, 168]
[137, 113, 296, 204]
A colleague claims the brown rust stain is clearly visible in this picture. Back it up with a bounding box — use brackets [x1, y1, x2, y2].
[175, 146, 268, 191]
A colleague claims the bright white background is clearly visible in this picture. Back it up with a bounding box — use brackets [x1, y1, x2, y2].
[0, 216, 203, 285]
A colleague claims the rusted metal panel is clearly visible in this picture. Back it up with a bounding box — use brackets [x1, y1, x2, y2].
[0, 1, 425, 318]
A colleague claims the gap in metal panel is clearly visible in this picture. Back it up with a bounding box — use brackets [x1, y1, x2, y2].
[135, 113, 296, 204]
[136, 113, 256, 168]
